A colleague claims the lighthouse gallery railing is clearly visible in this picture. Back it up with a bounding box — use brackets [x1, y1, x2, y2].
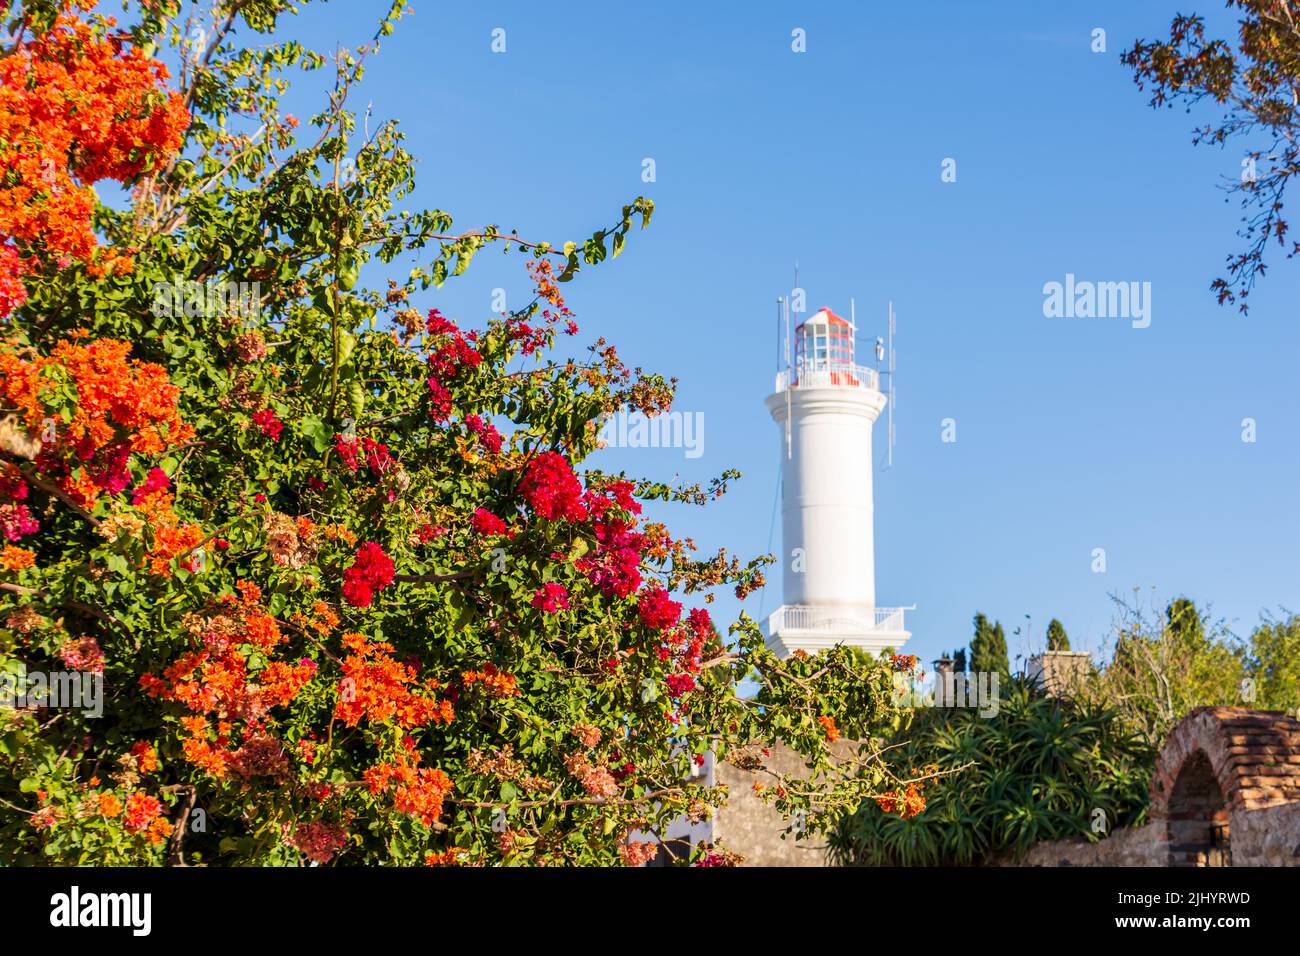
[767, 605, 907, 636]
[774, 362, 879, 393]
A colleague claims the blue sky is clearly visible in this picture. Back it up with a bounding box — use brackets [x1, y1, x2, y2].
[274, 0, 1298, 668]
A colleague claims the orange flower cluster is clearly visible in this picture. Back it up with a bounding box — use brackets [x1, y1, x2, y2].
[140, 582, 316, 779]
[130, 741, 159, 774]
[424, 848, 468, 866]
[96, 791, 123, 818]
[364, 744, 454, 828]
[816, 715, 840, 743]
[334, 632, 454, 729]
[460, 663, 519, 698]
[123, 791, 171, 845]
[136, 489, 206, 576]
[528, 258, 567, 311]
[0, 337, 193, 506]
[0, 545, 35, 571]
[290, 600, 341, 636]
[0, 1, 189, 294]
[875, 782, 926, 820]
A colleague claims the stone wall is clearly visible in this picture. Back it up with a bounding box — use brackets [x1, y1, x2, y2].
[1229, 802, 1300, 866]
[711, 742, 858, 866]
[1004, 802, 1300, 867]
[1002, 822, 1165, 867]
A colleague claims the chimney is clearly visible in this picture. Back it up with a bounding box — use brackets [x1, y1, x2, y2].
[933, 655, 955, 708]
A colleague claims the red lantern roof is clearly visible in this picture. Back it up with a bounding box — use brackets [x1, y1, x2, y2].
[794, 307, 851, 332]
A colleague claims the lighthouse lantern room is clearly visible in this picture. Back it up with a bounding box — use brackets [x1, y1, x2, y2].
[763, 304, 910, 658]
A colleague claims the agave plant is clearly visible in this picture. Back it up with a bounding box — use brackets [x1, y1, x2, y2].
[829, 677, 1156, 866]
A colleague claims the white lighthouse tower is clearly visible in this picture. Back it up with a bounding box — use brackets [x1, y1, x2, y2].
[763, 303, 910, 658]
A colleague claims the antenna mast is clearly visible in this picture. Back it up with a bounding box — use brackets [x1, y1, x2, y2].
[783, 293, 792, 459]
[887, 301, 896, 468]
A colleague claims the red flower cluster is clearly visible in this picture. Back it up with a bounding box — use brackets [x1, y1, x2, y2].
[531, 582, 569, 613]
[521, 451, 586, 521]
[665, 673, 696, 698]
[341, 542, 395, 608]
[425, 377, 452, 423]
[0, 246, 25, 319]
[470, 507, 508, 537]
[653, 605, 712, 703]
[637, 585, 682, 631]
[251, 408, 283, 442]
[416, 523, 446, 543]
[0, 464, 26, 501]
[424, 309, 481, 423]
[333, 435, 394, 475]
[570, 479, 646, 598]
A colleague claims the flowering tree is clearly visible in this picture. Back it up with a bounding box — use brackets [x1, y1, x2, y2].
[0, 0, 910, 866]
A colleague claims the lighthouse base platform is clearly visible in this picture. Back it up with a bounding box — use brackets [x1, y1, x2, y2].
[764, 604, 910, 659]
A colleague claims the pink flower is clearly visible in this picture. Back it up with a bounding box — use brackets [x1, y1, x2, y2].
[531, 583, 569, 613]
[88, 444, 131, 496]
[288, 821, 349, 864]
[465, 414, 503, 454]
[620, 841, 658, 867]
[58, 636, 105, 674]
[130, 468, 170, 505]
[0, 502, 38, 541]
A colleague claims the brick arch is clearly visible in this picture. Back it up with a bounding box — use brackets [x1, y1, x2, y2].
[1150, 707, 1300, 818]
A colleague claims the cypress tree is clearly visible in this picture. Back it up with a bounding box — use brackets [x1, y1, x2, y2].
[971, 614, 1010, 677]
[1046, 618, 1070, 652]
